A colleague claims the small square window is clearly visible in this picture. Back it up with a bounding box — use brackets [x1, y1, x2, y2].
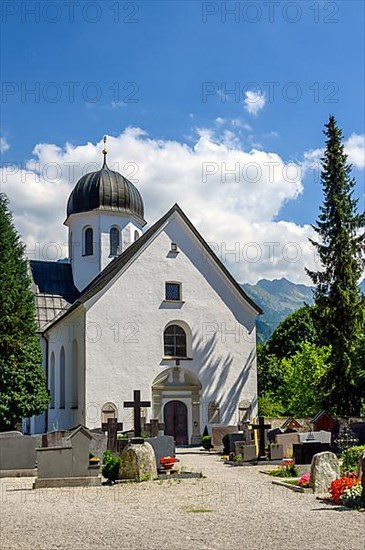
[165, 282, 181, 301]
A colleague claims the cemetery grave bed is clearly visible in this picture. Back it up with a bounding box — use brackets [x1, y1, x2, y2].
[271, 478, 313, 493]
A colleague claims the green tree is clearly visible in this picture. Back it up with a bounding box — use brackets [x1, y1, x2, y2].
[0, 194, 49, 431]
[280, 342, 331, 417]
[266, 305, 318, 360]
[306, 115, 365, 415]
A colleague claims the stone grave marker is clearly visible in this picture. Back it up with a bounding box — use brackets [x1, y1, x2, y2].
[0, 432, 42, 474]
[211, 426, 238, 449]
[119, 439, 157, 481]
[299, 430, 331, 444]
[102, 418, 123, 453]
[228, 433, 244, 453]
[143, 419, 165, 438]
[147, 435, 175, 470]
[310, 451, 340, 494]
[275, 432, 300, 457]
[34, 426, 101, 488]
[234, 441, 257, 462]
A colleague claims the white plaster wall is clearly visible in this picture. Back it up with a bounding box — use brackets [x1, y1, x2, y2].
[45, 309, 86, 431]
[67, 211, 144, 291]
[28, 336, 48, 434]
[84, 211, 258, 436]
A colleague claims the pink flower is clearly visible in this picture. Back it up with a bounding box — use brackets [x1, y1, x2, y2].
[298, 473, 310, 487]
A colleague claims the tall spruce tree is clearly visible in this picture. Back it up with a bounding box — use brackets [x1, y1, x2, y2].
[306, 115, 365, 415]
[0, 194, 49, 431]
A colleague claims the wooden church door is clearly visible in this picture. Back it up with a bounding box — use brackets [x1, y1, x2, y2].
[164, 400, 188, 445]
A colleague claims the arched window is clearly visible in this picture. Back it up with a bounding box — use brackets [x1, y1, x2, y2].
[110, 227, 120, 256]
[49, 352, 55, 408]
[101, 403, 117, 425]
[83, 227, 93, 256]
[134, 230, 139, 242]
[208, 401, 220, 423]
[59, 347, 65, 408]
[164, 324, 187, 357]
[71, 340, 78, 408]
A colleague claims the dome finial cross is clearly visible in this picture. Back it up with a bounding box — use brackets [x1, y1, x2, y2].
[102, 135, 108, 168]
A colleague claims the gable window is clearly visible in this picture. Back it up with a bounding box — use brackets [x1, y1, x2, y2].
[110, 227, 120, 256]
[164, 324, 187, 357]
[165, 282, 181, 301]
[84, 227, 93, 256]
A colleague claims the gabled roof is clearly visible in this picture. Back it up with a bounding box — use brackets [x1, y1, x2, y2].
[42, 204, 262, 333]
[29, 260, 80, 329]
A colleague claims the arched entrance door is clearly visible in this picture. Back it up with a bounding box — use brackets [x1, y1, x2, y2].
[164, 400, 188, 445]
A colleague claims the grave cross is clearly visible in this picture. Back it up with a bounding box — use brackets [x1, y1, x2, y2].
[123, 390, 151, 438]
[250, 416, 271, 459]
[102, 418, 123, 453]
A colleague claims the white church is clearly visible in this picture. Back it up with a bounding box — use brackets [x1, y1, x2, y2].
[27, 146, 261, 444]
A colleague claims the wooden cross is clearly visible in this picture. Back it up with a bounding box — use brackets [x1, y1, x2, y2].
[123, 390, 151, 438]
[250, 416, 271, 459]
[102, 418, 123, 453]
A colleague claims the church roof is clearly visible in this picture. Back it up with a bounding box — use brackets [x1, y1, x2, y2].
[66, 166, 146, 225]
[29, 260, 80, 329]
[41, 204, 262, 332]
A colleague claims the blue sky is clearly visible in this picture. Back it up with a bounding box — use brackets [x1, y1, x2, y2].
[1, 1, 364, 283]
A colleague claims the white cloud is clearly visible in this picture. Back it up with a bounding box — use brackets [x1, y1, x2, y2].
[345, 133, 365, 169]
[1, 128, 320, 284]
[244, 91, 266, 116]
[302, 133, 365, 174]
[0, 136, 10, 153]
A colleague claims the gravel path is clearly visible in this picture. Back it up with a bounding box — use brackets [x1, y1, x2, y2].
[0, 449, 363, 550]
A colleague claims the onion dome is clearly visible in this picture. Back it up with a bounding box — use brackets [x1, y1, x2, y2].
[66, 138, 146, 225]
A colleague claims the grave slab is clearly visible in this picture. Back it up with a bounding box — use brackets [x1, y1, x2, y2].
[310, 451, 340, 494]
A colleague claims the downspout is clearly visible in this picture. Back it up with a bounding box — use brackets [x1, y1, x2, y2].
[44, 333, 49, 433]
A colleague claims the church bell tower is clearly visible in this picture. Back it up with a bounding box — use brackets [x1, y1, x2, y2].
[64, 137, 147, 292]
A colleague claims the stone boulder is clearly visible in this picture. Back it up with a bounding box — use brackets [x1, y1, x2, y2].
[310, 451, 340, 494]
[119, 441, 157, 481]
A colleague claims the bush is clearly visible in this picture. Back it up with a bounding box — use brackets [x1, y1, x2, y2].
[328, 473, 360, 504]
[340, 445, 365, 472]
[268, 460, 299, 478]
[201, 435, 212, 450]
[102, 450, 120, 482]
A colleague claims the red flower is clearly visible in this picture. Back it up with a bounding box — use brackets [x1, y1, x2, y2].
[328, 475, 360, 504]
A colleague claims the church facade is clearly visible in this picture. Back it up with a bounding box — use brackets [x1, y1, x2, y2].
[28, 151, 261, 444]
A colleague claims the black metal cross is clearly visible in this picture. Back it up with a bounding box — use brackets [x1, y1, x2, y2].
[250, 416, 271, 459]
[123, 390, 151, 437]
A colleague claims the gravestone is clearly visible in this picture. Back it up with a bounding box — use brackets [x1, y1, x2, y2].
[228, 433, 244, 453]
[299, 431, 331, 444]
[34, 426, 101, 488]
[0, 433, 42, 473]
[234, 442, 257, 462]
[143, 419, 165, 438]
[268, 428, 283, 443]
[275, 432, 300, 457]
[310, 451, 340, 494]
[147, 435, 175, 470]
[250, 417, 271, 459]
[293, 441, 331, 465]
[119, 440, 157, 481]
[124, 390, 151, 438]
[102, 418, 123, 453]
[311, 410, 337, 433]
[211, 426, 238, 449]
[281, 417, 302, 431]
[42, 430, 69, 448]
[89, 428, 107, 459]
[268, 443, 284, 461]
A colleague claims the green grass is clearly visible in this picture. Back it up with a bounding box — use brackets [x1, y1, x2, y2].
[185, 506, 213, 513]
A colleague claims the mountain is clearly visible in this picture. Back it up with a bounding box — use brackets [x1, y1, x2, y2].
[241, 278, 314, 342]
[242, 277, 365, 342]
